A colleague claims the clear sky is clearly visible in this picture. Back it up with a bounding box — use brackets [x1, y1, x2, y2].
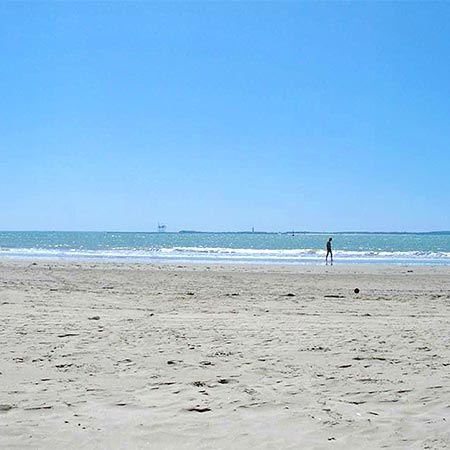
[1, 2, 449, 232]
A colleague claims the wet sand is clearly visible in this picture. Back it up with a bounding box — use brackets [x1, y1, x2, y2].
[1, 260, 450, 449]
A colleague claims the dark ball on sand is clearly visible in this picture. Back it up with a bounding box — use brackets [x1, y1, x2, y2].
[354, 288, 360, 294]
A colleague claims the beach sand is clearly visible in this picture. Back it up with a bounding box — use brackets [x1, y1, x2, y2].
[1, 260, 450, 449]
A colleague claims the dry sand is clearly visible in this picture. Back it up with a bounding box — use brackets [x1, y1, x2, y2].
[1, 259, 450, 449]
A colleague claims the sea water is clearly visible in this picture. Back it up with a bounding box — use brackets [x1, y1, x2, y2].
[1, 231, 450, 265]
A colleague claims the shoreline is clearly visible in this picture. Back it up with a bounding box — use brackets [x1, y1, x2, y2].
[2, 255, 450, 268]
[3, 256, 450, 271]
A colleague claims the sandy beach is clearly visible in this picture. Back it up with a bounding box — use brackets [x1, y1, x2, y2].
[1, 259, 450, 449]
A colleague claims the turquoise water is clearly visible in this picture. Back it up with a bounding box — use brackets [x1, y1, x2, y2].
[1, 231, 450, 265]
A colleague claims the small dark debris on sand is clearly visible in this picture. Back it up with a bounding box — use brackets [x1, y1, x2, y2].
[24, 405, 53, 411]
[0, 404, 14, 412]
[187, 406, 211, 413]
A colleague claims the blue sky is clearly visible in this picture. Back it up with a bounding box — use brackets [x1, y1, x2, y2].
[1, 2, 449, 232]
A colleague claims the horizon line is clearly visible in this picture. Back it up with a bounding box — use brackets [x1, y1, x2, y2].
[1, 229, 450, 235]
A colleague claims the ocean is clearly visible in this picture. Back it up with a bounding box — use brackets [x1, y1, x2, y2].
[1, 231, 450, 265]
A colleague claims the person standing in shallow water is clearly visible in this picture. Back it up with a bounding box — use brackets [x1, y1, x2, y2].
[326, 238, 333, 265]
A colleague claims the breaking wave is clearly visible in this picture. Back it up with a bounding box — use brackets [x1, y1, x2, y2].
[1, 246, 450, 265]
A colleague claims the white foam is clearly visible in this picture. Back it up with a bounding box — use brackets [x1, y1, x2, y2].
[1, 246, 450, 265]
